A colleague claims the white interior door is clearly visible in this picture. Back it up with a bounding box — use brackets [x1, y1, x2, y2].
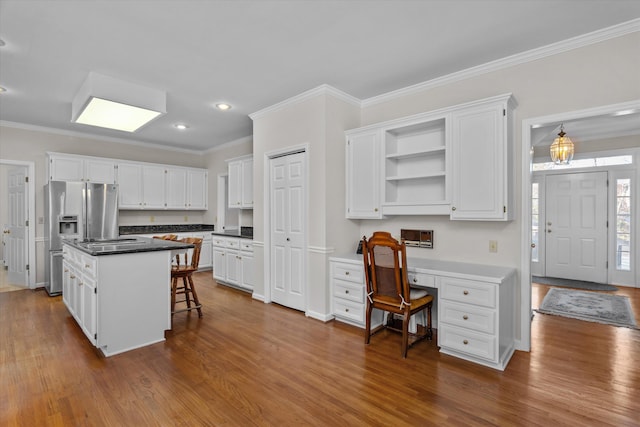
[7, 167, 28, 286]
[270, 152, 306, 311]
[545, 172, 608, 283]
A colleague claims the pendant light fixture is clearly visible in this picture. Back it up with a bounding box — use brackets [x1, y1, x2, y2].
[549, 124, 574, 165]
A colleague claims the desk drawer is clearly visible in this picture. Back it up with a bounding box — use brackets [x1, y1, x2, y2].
[440, 277, 496, 308]
[332, 263, 364, 285]
[333, 299, 364, 324]
[440, 300, 495, 334]
[407, 271, 435, 288]
[334, 280, 364, 304]
[439, 324, 496, 361]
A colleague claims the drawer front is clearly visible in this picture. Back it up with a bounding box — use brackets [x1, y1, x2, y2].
[212, 237, 227, 247]
[440, 277, 496, 308]
[225, 238, 240, 249]
[440, 300, 496, 334]
[439, 325, 496, 361]
[407, 271, 435, 288]
[239, 240, 254, 253]
[334, 280, 364, 304]
[81, 255, 97, 278]
[332, 263, 364, 284]
[333, 299, 364, 324]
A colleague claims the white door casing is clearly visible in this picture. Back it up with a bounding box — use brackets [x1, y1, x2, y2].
[270, 151, 306, 311]
[7, 167, 28, 286]
[545, 172, 608, 283]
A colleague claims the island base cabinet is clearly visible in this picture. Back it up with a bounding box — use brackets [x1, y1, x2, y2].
[63, 245, 171, 357]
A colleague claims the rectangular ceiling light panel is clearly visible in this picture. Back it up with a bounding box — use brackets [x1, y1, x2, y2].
[72, 72, 166, 132]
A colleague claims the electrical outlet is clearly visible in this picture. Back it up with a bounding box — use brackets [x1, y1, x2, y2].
[489, 240, 498, 253]
[150, 215, 155, 223]
[184, 216, 188, 222]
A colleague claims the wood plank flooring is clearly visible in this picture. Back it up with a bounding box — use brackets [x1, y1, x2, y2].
[1, 273, 638, 426]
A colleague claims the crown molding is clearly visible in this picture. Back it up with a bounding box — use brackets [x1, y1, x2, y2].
[362, 18, 640, 108]
[0, 120, 205, 155]
[249, 84, 361, 121]
[204, 135, 253, 154]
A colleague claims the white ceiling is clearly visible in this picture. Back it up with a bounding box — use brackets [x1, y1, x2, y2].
[1, 0, 640, 153]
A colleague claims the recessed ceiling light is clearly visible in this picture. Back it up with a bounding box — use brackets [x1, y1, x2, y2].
[174, 123, 188, 130]
[613, 109, 637, 116]
[216, 103, 231, 111]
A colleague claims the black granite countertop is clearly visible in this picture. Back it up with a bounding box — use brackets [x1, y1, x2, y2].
[211, 226, 253, 239]
[119, 224, 215, 235]
[65, 237, 194, 256]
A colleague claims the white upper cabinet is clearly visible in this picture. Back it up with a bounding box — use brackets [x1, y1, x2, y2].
[227, 155, 253, 209]
[450, 94, 515, 221]
[345, 128, 383, 219]
[165, 167, 188, 209]
[344, 93, 515, 220]
[48, 153, 116, 184]
[187, 169, 208, 210]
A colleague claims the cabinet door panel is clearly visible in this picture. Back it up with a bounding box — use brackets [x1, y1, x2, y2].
[142, 165, 166, 209]
[50, 156, 84, 182]
[188, 169, 207, 209]
[165, 168, 187, 209]
[84, 159, 116, 184]
[117, 163, 143, 209]
[346, 130, 382, 219]
[228, 161, 242, 208]
[241, 160, 253, 208]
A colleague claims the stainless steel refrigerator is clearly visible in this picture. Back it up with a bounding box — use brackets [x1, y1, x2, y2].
[44, 181, 118, 296]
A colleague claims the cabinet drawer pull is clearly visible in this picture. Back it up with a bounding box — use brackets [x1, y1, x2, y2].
[64, 269, 69, 273]
[413, 278, 417, 283]
[463, 340, 469, 345]
[463, 290, 469, 295]
[345, 271, 350, 275]
[70, 275, 76, 279]
[345, 290, 349, 294]
[463, 315, 468, 320]
[345, 308, 349, 313]
[85, 264, 91, 268]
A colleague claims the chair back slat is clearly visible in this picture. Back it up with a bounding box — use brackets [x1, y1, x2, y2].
[175, 237, 203, 270]
[362, 231, 411, 307]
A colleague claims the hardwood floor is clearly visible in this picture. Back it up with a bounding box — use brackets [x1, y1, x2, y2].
[1, 273, 639, 426]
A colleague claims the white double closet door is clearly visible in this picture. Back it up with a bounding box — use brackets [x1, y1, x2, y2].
[545, 171, 608, 283]
[270, 151, 306, 311]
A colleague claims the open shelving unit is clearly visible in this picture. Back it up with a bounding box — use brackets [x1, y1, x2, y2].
[382, 117, 449, 214]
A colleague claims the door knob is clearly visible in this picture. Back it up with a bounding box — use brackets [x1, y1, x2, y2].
[286, 237, 290, 241]
[547, 229, 552, 233]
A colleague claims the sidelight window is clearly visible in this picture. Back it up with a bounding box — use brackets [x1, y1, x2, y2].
[616, 178, 631, 271]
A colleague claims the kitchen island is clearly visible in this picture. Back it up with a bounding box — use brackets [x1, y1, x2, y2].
[62, 237, 193, 357]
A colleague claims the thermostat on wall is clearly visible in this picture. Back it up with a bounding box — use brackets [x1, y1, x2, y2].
[401, 229, 433, 248]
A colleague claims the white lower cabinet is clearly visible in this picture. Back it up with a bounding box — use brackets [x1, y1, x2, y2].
[62, 244, 171, 357]
[329, 254, 516, 370]
[212, 236, 253, 291]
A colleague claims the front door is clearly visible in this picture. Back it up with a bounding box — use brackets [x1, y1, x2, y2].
[270, 151, 306, 311]
[545, 172, 608, 283]
[7, 167, 28, 286]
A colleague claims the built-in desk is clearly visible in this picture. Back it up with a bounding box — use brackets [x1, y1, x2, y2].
[329, 254, 517, 370]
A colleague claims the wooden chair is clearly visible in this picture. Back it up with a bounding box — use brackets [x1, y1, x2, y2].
[153, 234, 178, 241]
[362, 231, 433, 358]
[170, 237, 203, 318]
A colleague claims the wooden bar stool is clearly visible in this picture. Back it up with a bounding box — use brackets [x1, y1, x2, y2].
[153, 234, 178, 241]
[171, 237, 203, 319]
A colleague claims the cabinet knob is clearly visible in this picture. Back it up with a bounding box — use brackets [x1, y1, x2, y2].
[345, 271, 349, 275]
[345, 308, 349, 313]
[64, 269, 69, 273]
[413, 278, 417, 283]
[79, 282, 83, 286]
[345, 290, 349, 294]
[463, 315, 468, 320]
[463, 340, 469, 345]
[70, 275, 76, 279]
[85, 264, 90, 268]
[463, 290, 469, 295]
[374, 208, 378, 212]
[452, 206, 457, 211]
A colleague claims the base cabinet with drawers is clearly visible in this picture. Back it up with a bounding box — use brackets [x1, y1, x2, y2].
[329, 254, 516, 370]
[212, 235, 254, 291]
